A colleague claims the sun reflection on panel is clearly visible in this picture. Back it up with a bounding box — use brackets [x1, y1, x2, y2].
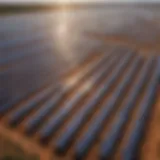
[64, 73, 93, 94]
[55, 9, 78, 65]
[64, 72, 84, 88]
[79, 80, 93, 93]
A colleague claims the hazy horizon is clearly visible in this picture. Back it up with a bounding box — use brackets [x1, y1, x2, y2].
[0, 0, 159, 4]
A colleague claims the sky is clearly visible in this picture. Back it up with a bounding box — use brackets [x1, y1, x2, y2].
[0, 0, 159, 4]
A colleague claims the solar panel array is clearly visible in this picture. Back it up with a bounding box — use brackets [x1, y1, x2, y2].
[0, 13, 160, 160]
